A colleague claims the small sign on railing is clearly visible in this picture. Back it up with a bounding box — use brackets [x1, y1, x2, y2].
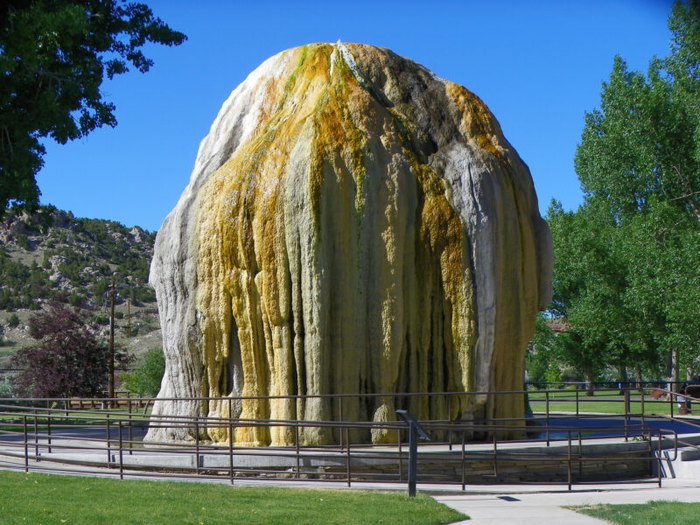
[395, 409, 431, 497]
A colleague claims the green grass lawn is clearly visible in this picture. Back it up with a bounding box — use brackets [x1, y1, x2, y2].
[575, 501, 700, 524]
[0, 409, 150, 434]
[528, 390, 680, 416]
[0, 471, 466, 525]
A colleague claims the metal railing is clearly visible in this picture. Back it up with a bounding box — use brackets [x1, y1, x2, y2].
[0, 389, 685, 493]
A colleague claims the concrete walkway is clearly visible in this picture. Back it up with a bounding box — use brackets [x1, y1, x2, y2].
[433, 479, 700, 524]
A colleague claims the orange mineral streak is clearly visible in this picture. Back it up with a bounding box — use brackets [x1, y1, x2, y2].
[445, 82, 506, 160]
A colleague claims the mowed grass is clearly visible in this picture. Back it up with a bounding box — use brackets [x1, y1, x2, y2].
[0, 471, 466, 525]
[575, 501, 700, 524]
[528, 390, 679, 416]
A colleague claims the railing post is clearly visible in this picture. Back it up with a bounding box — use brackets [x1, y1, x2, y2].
[567, 431, 572, 491]
[127, 411, 133, 455]
[106, 414, 112, 467]
[657, 430, 663, 488]
[545, 391, 550, 446]
[461, 431, 466, 491]
[46, 407, 52, 454]
[397, 429, 403, 481]
[295, 420, 300, 480]
[447, 395, 453, 451]
[624, 388, 630, 441]
[492, 432, 498, 477]
[118, 421, 124, 480]
[33, 408, 39, 459]
[406, 420, 418, 497]
[345, 426, 351, 488]
[23, 415, 29, 473]
[229, 418, 234, 485]
[339, 397, 344, 451]
[195, 418, 200, 475]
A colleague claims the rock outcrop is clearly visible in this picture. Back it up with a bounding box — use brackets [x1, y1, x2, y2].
[147, 43, 552, 445]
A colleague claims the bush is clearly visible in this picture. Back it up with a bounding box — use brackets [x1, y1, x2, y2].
[68, 294, 84, 307]
[120, 348, 165, 397]
[7, 314, 19, 328]
[0, 376, 14, 396]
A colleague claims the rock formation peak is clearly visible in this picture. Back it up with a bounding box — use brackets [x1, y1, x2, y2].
[148, 43, 552, 445]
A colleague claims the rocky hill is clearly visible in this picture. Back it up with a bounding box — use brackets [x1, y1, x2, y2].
[0, 206, 162, 368]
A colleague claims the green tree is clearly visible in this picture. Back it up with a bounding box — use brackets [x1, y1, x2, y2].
[525, 315, 559, 388]
[547, 200, 636, 388]
[120, 347, 164, 397]
[551, 1, 700, 386]
[0, 0, 186, 209]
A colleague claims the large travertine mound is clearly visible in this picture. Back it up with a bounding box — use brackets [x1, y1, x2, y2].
[147, 43, 552, 446]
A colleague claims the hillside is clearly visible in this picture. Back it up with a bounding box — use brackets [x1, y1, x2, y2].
[0, 206, 162, 368]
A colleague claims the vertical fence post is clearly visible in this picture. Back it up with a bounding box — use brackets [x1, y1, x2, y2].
[397, 429, 403, 481]
[229, 418, 234, 485]
[490, 430, 498, 477]
[118, 421, 124, 480]
[406, 421, 418, 497]
[658, 431, 663, 488]
[345, 427, 351, 488]
[33, 408, 39, 460]
[127, 415, 133, 456]
[295, 420, 300, 480]
[339, 397, 344, 452]
[23, 415, 29, 473]
[195, 418, 200, 475]
[567, 431, 572, 491]
[461, 431, 466, 492]
[106, 413, 112, 467]
[624, 388, 630, 441]
[545, 391, 550, 446]
[447, 396, 453, 451]
[46, 401, 52, 454]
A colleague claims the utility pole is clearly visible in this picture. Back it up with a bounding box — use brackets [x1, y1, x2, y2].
[108, 275, 116, 406]
[126, 297, 131, 337]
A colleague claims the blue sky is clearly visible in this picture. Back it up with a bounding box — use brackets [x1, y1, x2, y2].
[36, 0, 675, 231]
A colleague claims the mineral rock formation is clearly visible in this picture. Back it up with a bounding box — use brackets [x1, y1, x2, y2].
[147, 43, 552, 446]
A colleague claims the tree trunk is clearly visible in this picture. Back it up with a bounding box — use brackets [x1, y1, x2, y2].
[672, 348, 680, 392]
[635, 366, 643, 392]
[617, 365, 628, 395]
[585, 368, 595, 397]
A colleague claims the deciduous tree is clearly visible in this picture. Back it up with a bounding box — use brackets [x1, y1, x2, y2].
[549, 1, 700, 386]
[11, 302, 115, 397]
[0, 0, 186, 210]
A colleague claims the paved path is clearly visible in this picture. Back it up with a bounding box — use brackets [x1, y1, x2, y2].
[434, 479, 700, 524]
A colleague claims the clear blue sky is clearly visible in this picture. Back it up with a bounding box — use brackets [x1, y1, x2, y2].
[36, 0, 675, 232]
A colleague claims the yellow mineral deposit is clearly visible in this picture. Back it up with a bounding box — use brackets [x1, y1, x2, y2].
[147, 43, 552, 446]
